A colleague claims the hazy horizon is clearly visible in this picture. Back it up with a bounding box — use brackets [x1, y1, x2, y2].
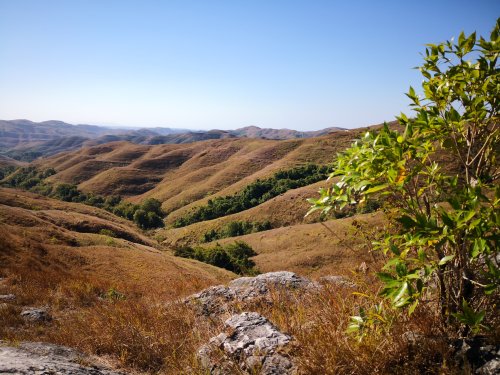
[1, 0, 498, 130]
[2, 118, 351, 132]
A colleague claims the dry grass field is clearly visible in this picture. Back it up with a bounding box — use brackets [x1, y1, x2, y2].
[0, 188, 234, 298]
[0, 188, 458, 375]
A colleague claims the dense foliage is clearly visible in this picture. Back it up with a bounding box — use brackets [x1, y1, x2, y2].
[0, 166, 17, 180]
[174, 164, 330, 227]
[309, 21, 499, 337]
[201, 220, 272, 242]
[174, 241, 257, 275]
[1, 166, 165, 229]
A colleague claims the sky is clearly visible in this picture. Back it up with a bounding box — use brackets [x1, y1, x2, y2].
[0, 1, 498, 130]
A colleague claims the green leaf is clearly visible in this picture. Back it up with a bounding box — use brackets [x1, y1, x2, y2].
[438, 254, 455, 266]
[377, 272, 396, 283]
[408, 300, 419, 315]
[365, 184, 389, 194]
[397, 215, 416, 229]
[393, 281, 409, 306]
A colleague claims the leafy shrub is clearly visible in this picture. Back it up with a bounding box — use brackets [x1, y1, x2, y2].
[174, 241, 257, 275]
[0, 165, 17, 180]
[174, 164, 330, 227]
[133, 198, 165, 229]
[53, 183, 81, 202]
[202, 220, 272, 242]
[309, 21, 500, 337]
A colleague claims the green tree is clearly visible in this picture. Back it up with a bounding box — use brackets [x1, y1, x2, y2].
[53, 183, 81, 202]
[131, 198, 165, 229]
[141, 198, 163, 216]
[309, 20, 499, 336]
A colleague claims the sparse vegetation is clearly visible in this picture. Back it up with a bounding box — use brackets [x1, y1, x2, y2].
[309, 21, 500, 339]
[201, 220, 272, 242]
[174, 241, 258, 275]
[1, 18, 497, 375]
[174, 164, 331, 227]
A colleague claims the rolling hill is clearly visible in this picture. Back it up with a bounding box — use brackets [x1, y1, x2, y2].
[3, 125, 382, 280]
[0, 119, 346, 161]
[0, 187, 233, 298]
[35, 129, 364, 211]
[0, 121, 398, 280]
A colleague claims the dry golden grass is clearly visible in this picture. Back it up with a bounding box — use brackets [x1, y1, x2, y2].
[252, 281, 461, 375]
[162, 212, 384, 278]
[1, 123, 473, 374]
[162, 179, 326, 228]
[0, 187, 237, 373]
[1, 250, 462, 375]
[0, 188, 234, 298]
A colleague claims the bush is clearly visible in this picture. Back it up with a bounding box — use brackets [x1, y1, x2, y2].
[132, 198, 165, 229]
[0, 165, 17, 180]
[52, 183, 81, 202]
[202, 220, 272, 242]
[309, 20, 500, 338]
[174, 241, 257, 275]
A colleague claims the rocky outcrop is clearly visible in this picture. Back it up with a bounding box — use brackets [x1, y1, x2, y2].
[0, 342, 124, 374]
[0, 293, 16, 301]
[198, 312, 296, 375]
[20, 307, 52, 322]
[186, 271, 315, 316]
[191, 272, 357, 373]
[454, 338, 500, 375]
[318, 275, 357, 288]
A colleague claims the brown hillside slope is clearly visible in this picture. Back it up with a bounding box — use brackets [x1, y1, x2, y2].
[161, 180, 327, 241]
[36, 129, 364, 219]
[0, 155, 26, 167]
[0, 188, 233, 299]
[164, 212, 384, 278]
[158, 132, 356, 223]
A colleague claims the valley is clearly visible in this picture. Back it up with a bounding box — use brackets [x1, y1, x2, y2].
[0, 121, 384, 374]
[0, 113, 497, 374]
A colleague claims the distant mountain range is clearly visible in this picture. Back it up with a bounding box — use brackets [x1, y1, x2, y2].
[0, 119, 345, 161]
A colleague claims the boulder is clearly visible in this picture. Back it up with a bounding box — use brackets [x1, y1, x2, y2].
[318, 275, 357, 288]
[198, 312, 296, 374]
[0, 293, 16, 301]
[0, 342, 124, 374]
[454, 338, 500, 375]
[20, 307, 52, 322]
[187, 271, 315, 316]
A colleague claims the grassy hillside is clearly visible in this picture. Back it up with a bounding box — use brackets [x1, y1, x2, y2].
[36, 129, 368, 224]
[164, 212, 382, 278]
[0, 121, 469, 375]
[1, 127, 386, 280]
[0, 187, 233, 297]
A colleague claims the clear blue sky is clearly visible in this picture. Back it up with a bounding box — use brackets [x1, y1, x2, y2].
[0, 1, 498, 130]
